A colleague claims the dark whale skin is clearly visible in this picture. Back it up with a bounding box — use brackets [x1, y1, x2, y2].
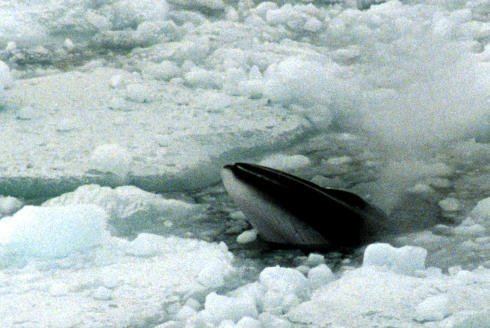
[222, 162, 389, 249]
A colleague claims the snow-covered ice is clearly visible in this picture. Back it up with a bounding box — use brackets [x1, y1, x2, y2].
[0, 0, 489, 326]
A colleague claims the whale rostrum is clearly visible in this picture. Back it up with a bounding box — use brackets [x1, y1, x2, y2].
[221, 162, 392, 250]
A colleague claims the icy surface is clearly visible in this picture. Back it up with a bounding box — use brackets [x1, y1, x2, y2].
[43, 184, 203, 235]
[0, 0, 490, 326]
[0, 205, 234, 327]
[0, 205, 108, 261]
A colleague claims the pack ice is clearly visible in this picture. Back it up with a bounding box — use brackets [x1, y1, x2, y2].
[0, 0, 489, 327]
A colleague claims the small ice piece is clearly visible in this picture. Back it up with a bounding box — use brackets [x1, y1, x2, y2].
[259, 313, 291, 328]
[126, 233, 167, 257]
[155, 321, 181, 328]
[326, 156, 353, 166]
[259, 267, 309, 298]
[454, 218, 486, 237]
[230, 211, 246, 220]
[175, 305, 197, 321]
[0, 60, 13, 89]
[414, 295, 450, 322]
[438, 197, 461, 212]
[255, 2, 278, 18]
[236, 229, 257, 244]
[185, 298, 202, 311]
[204, 293, 258, 323]
[125, 83, 154, 103]
[150, 61, 181, 81]
[49, 282, 70, 296]
[362, 243, 427, 275]
[236, 317, 261, 328]
[5, 41, 16, 52]
[93, 286, 112, 301]
[308, 264, 335, 290]
[0, 196, 23, 217]
[198, 260, 229, 288]
[259, 154, 311, 171]
[0, 205, 109, 259]
[109, 74, 124, 88]
[408, 183, 434, 195]
[89, 144, 133, 180]
[303, 17, 322, 32]
[470, 198, 490, 225]
[184, 68, 223, 89]
[306, 253, 325, 267]
[63, 38, 75, 51]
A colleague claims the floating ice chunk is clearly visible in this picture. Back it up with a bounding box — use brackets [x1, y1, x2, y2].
[92, 286, 112, 301]
[260, 267, 309, 296]
[308, 264, 335, 290]
[146, 61, 181, 81]
[363, 243, 427, 275]
[167, 0, 225, 10]
[325, 156, 352, 166]
[63, 38, 75, 51]
[470, 198, 490, 225]
[255, 2, 278, 18]
[198, 259, 231, 288]
[0, 60, 12, 89]
[184, 68, 223, 89]
[0, 205, 109, 260]
[237, 317, 261, 328]
[452, 311, 490, 328]
[125, 83, 155, 103]
[264, 57, 337, 107]
[125, 233, 168, 257]
[259, 313, 291, 328]
[260, 266, 309, 313]
[259, 154, 310, 171]
[110, 74, 124, 88]
[0, 196, 23, 217]
[5, 41, 16, 52]
[43, 184, 202, 234]
[175, 305, 197, 321]
[203, 293, 258, 324]
[306, 253, 325, 267]
[414, 294, 450, 322]
[236, 229, 257, 244]
[438, 197, 461, 212]
[303, 17, 322, 32]
[454, 218, 487, 237]
[89, 144, 133, 180]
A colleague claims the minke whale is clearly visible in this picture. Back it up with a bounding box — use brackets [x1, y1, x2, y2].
[221, 162, 392, 250]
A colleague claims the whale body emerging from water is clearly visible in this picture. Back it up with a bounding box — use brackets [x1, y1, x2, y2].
[221, 162, 392, 250]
